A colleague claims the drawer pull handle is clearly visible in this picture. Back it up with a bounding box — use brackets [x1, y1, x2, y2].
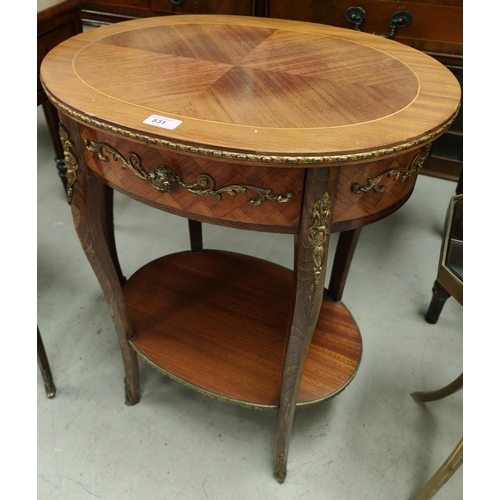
[345, 7, 413, 39]
[351, 145, 430, 194]
[344, 6, 366, 31]
[170, 0, 185, 5]
[85, 140, 293, 206]
[385, 11, 413, 39]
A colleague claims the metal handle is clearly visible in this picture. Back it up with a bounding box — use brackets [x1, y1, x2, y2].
[384, 11, 413, 38]
[345, 7, 413, 39]
[344, 7, 366, 31]
[170, 0, 185, 5]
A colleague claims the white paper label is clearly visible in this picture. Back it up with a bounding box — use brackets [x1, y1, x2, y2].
[143, 114, 182, 130]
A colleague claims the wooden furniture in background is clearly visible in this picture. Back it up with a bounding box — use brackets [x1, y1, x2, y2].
[425, 194, 463, 324]
[40, 14, 461, 482]
[79, 0, 463, 182]
[38, 0, 83, 191]
[80, 0, 263, 24]
[411, 375, 463, 499]
[413, 193, 463, 498]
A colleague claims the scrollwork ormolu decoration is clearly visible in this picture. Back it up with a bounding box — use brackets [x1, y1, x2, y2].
[84, 140, 293, 206]
[58, 123, 79, 203]
[351, 144, 431, 194]
[308, 193, 332, 286]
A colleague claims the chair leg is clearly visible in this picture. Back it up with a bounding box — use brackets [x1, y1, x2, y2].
[411, 373, 463, 403]
[38, 327, 56, 398]
[65, 114, 140, 405]
[412, 438, 463, 500]
[425, 280, 451, 324]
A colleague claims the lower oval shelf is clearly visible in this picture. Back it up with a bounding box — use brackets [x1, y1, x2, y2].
[125, 250, 362, 409]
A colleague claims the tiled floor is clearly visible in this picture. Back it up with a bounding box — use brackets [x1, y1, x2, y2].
[37, 105, 463, 499]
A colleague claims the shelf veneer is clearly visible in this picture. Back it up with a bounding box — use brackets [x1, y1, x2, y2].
[126, 250, 362, 408]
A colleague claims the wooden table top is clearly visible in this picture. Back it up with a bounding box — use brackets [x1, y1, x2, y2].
[40, 14, 461, 165]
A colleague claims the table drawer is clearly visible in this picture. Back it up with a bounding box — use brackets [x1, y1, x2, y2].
[331, 145, 430, 232]
[81, 127, 304, 232]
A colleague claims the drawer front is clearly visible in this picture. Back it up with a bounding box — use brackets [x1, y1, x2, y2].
[331, 145, 430, 232]
[149, 0, 254, 15]
[81, 127, 303, 232]
[269, 0, 463, 55]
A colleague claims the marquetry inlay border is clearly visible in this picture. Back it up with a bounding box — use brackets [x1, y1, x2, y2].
[46, 90, 459, 166]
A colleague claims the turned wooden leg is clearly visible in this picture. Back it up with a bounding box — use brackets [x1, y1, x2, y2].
[188, 219, 203, 253]
[60, 117, 140, 405]
[412, 438, 463, 500]
[328, 227, 362, 302]
[425, 280, 451, 324]
[411, 373, 463, 403]
[38, 327, 56, 399]
[42, 99, 67, 194]
[274, 167, 337, 483]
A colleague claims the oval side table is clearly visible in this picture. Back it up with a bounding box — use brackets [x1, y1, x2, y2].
[40, 14, 461, 483]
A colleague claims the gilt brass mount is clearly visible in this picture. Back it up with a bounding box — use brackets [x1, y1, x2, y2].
[58, 124, 79, 203]
[308, 193, 332, 286]
[351, 145, 431, 194]
[41, 368, 56, 399]
[85, 140, 293, 206]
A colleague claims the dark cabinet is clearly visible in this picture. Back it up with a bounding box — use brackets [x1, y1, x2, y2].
[80, 0, 257, 24]
[268, 1, 462, 56]
[38, 0, 83, 106]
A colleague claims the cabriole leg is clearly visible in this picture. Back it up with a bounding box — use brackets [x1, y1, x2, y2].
[274, 167, 338, 483]
[59, 116, 140, 405]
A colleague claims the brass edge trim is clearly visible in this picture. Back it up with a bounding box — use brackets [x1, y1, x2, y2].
[58, 123, 79, 203]
[128, 341, 275, 411]
[296, 348, 362, 409]
[351, 143, 431, 194]
[47, 92, 459, 164]
[129, 337, 362, 411]
[308, 193, 332, 287]
[85, 140, 293, 205]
